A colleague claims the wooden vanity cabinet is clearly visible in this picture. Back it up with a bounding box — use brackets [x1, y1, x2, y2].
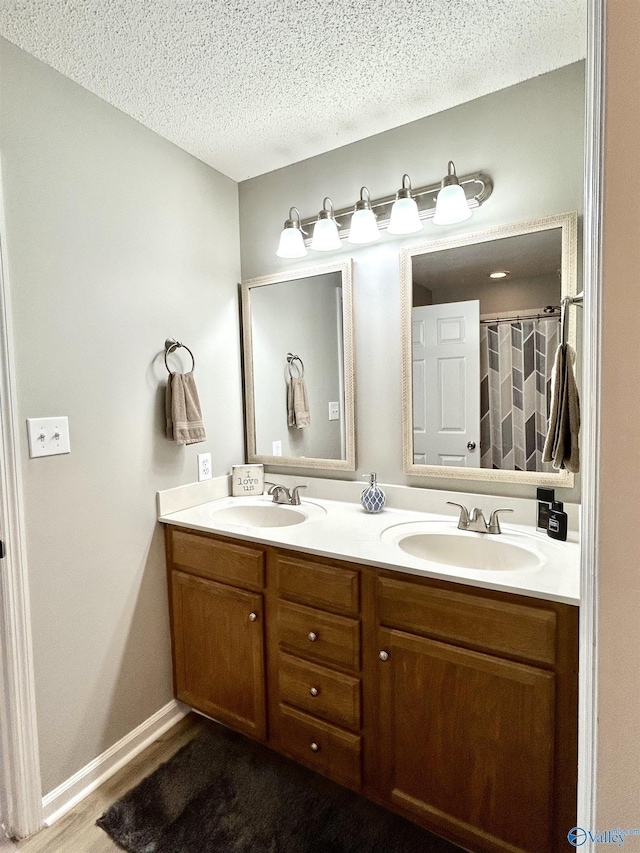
[374, 572, 578, 853]
[266, 550, 363, 790]
[164, 526, 578, 853]
[166, 527, 267, 740]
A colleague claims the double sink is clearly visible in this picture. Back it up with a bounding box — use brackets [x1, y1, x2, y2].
[208, 495, 552, 573]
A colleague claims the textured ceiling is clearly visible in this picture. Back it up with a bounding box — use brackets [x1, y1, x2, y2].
[0, 1, 586, 181]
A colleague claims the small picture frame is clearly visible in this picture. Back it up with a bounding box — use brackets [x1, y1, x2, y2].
[231, 464, 265, 497]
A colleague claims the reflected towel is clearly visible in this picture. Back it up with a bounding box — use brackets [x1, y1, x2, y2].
[542, 343, 580, 473]
[166, 372, 206, 445]
[287, 377, 310, 429]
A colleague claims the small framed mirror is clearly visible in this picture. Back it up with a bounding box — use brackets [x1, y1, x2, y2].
[241, 260, 355, 471]
[400, 212, 578, 487]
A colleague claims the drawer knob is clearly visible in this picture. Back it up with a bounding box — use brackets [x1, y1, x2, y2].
[308, 631, 318, 642]
[379, 650, 389, 661]
[310, 742, 320, 752]
[249, 612, 258, 622]
[310, 687, 319, 697]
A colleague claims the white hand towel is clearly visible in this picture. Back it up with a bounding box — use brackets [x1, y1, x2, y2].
[166, 372, 206, 445]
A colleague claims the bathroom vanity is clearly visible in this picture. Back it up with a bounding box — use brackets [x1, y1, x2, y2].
[161, 492, 579, 853]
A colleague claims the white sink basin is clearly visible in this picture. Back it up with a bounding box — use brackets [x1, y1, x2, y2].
[380, 521, 548, 572]
[209, 497, 325, 529]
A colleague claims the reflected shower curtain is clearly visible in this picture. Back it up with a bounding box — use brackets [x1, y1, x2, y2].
[479, 317, 559, 471]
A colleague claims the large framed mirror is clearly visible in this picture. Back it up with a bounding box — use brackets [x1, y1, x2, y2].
[400, 212, 578, 487]
[241, 260, 355, 471]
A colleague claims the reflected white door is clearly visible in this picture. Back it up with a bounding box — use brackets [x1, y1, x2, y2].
[412, 301, 480, 467]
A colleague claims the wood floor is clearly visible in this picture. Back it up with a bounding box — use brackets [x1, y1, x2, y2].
[14, 713, 206, 853]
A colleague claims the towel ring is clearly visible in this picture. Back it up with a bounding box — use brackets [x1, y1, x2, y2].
[286, 353, 304, 379]
[165, 338, 195, 374]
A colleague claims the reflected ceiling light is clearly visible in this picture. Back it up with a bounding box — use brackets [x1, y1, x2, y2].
[489, 270, 510, 279]
[387, 174, 423, 235]
[276, 207, 308, 259]
[348, 187, 381, 245]
[310, 197, 343, 251]
[433, 161, 473, 226]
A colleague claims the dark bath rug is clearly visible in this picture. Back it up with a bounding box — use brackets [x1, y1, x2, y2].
[97, 719, 465, 853]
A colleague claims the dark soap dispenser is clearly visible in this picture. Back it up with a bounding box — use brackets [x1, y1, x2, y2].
[536, 487, 555, 531]
[547, 501, 568, 541]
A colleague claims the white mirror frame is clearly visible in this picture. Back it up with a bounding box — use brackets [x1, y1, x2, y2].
[241, 259, 356, 471]
[400, 211, 578, 487]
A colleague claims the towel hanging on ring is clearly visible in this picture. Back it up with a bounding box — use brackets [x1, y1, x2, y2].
[164, 339, 206, 445]
[286, 353, 310, 428]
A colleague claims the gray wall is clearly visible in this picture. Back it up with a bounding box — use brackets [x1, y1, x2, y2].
[239, 62, 584, 501]
[0, 39, 243, 793]
[429, 274, 560, 316]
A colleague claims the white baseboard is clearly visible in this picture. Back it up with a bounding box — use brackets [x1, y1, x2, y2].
[42, 699, 189, 826]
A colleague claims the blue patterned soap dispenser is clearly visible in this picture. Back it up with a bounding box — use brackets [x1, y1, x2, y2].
[361, 473, 386, 513]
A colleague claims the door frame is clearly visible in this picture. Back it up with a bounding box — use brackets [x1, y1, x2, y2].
[0, 161, 43, 837]
[577, 0, 604, 843]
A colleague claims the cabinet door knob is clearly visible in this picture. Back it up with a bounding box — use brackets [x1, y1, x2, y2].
[249, 612, 258, 622]
[310, 687, 319, 697]
[310, 742, 320, 752]
[379, 650, 389, 661]
[308, 631, 317, 642]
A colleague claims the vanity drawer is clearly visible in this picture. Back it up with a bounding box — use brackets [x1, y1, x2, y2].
[275, 553, 360, 616]
[277, 704, 361, 789]
[276, 600, 360, 672]
[378, 576, 557, 666]
[278, 652, 361, 732]
[170, 528, 265, 591]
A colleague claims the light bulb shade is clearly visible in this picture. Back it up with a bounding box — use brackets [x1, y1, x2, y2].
[276, 226, 308, 258]
[348, 208, 381, 244]
[432, 183, 472, 225]
[387, 197, 423, 235]
[310, 217, 342, 251]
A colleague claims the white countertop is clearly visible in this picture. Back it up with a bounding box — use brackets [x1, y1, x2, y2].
[159, 494, 580, 606]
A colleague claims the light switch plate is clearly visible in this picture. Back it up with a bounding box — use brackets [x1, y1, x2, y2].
[26, 417, 70, 458]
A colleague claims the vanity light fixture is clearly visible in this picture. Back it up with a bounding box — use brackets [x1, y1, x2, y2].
[387, 174, 424, 235]
[347, 187, 381, 244]
[432, 161, 473, 226]
[489, 270, 510, 279]
[276, 207, 308, 259]
[275, 165, 493, 255]
[310, 197, 343, 252]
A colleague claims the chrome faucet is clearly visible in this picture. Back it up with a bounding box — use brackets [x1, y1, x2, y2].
[265, 482, 307, 506]
[446, 502, 513, 534]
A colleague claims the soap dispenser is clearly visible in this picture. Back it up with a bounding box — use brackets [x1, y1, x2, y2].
[547, 501, 568, 541]
[361, 473, 386, 514]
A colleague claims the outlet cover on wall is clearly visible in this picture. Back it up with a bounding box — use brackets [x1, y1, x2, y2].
[328, 402, 340, 421]
[26, 417, 71, 458]
[272, 440, 282, 457]
[197, 452, 212, 481]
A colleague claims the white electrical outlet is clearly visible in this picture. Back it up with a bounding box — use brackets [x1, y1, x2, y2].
[328, 402, 340, 421]
[197, 452, 212, 482]
[26, 417, 70, 458]
[272, 440, 282, 456]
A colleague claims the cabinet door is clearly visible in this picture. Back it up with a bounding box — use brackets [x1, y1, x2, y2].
[171, 570, 266, 740]
[377, 628, 555, 853]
